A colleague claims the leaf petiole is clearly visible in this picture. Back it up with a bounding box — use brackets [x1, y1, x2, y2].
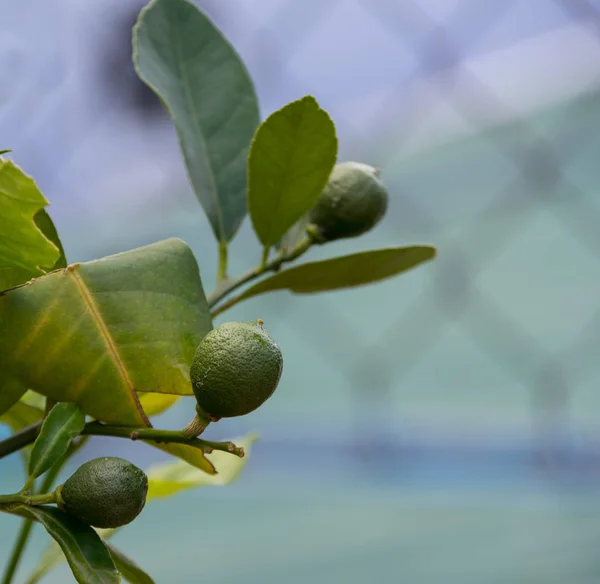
[217, 241, 228, 283]
[207, 230, 317, 312]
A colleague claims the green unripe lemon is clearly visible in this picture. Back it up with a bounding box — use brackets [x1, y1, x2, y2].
[309, 161, 389, 241]
[57, 457, 148, 528]
[190, 320, 283, 418]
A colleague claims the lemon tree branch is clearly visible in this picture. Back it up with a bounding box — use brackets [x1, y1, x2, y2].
[206, 230, 319, 311]
[0, 422, 245, 461]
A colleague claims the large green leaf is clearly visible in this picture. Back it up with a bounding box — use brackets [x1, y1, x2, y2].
[0, 209, 67, 291]
[248, 96, 338, 249]
[0, 159, 59, 280]
[0, 238, 212, 426]
[28, 403, 86, 480]
[17, 506, 120, 584]
[106, 543, 155, 584]
[234, 246, 437, 302]
[133, 0, 260, 242]
[146, 434, 256, 499]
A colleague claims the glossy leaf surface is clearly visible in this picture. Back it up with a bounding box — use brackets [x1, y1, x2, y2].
[248, 96, 337, 248]
[19, 506, 120, 584]
[134, 0, 260, 242]
[235, 246, 437, 301]
[0, 159, 59, 285]
[0, 238, 212, 426]
[28, 403, 86, 480]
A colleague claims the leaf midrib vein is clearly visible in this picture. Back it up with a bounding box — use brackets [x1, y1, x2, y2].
[170, 17, 223, 240]
[69, 270, 148, 425]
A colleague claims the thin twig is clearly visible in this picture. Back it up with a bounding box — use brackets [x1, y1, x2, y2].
[207, 231, 317, 311]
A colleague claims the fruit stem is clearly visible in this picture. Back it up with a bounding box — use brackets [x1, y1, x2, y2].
[217, 241, 229, 283]
[0, 492, 57, 509]
[181, 408, 212, 438]
[207, 231, 317, 315]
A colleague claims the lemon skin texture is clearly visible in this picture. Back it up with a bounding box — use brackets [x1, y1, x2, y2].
[190, 320, 283, 418]
[58, 457, 148, 528]
[310, 161, 389, 241]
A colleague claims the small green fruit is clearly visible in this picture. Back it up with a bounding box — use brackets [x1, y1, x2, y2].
[57, 457, 148, 528]
[190, 320, 283, 418]
[309, 161, 389, 241]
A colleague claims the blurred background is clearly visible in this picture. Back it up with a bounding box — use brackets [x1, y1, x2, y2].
[2, 0, 600, 582]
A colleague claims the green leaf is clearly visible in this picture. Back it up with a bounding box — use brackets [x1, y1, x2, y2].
[1, 208, 67, 291]
[34, 209, 67, 270]
[146, 434, 256, 500]
[133, 0, 260, 242]
[0, 159, 59, 282]
[149, 442, 216, 475]
[235, 246, 437, 301]
[17, 506, 120, 584]
[28, 403, 86, 480]
[137, 393, 180, 418]
[0, 149, 12, 155]
[0, 396, 43, 432]
[19, 390, 46, 409]
[248, 95, 338, 249]
[0, 238, 212, 426]
[106, 543, 155, 584]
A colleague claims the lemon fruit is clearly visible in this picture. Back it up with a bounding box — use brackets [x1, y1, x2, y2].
[190, 320, 283, 419]
[56, 457, 148, 528]
[309, 161, 388, 241]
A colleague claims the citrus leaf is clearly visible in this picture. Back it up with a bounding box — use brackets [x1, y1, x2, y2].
[17, 506, 120, 584]
[0, 238, 212, 426]
[19, 390, 47, 410]
[0, 209, 67, 291]
[33, 209, 67, 270]
[146, 434, 256, 500]
[149, 442, 216, 475]
[0, 159, 59, 280]
[234, 246, 437, 302]
[106, 543, 155, 584]
[133, 0, 260, 242]
[137, 393, 180, 418]
[0, 397, 43, 432]
[248, 96, 338, 249]
[28, 403, 86, 480]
